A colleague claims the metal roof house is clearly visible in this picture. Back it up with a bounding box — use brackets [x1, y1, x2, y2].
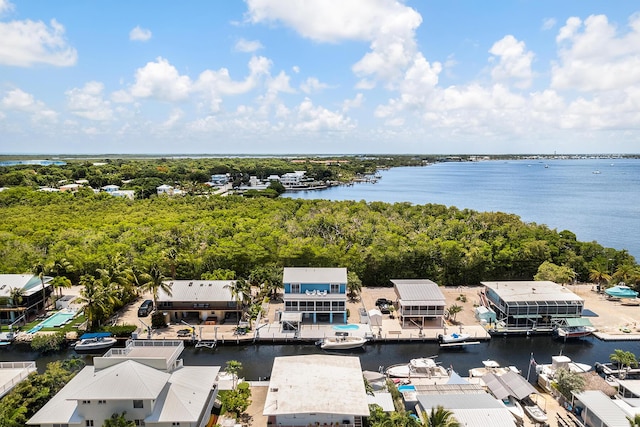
[263, 355, 370, 427]
[157, 280, 241, 324]
[415, 393, 517, 427]
[572, 390, 631, 427]
[480, 281, 584, 333]
[28, 340, 221, 427]
[282, 267, 348, 324]
[391, 279, 446, 328]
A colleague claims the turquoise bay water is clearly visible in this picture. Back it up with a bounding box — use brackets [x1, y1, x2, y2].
[286, 159, 640, 259]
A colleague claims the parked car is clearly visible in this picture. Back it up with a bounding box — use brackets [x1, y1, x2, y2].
[376, 298, 393, 314]
[137, 299, 154, 317]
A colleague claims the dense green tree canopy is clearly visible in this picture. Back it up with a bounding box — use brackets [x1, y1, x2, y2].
[0, 187, 635, 287]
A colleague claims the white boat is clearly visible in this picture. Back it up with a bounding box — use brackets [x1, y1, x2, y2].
[468, 359, 520, 378]
[536, 355, 591, 392]
[74, 333, 117, 352]
[0, 331, 15, 346]
[554, 324, 596, 338]
[523, 400, 547, 423]
[318, 335, 367, 350]
[437, 332, 471, 344]
[386, 357, 450, 379]
[498, 396, 525, 422]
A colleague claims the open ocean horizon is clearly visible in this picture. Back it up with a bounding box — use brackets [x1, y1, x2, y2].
[286, 158, 640, 261]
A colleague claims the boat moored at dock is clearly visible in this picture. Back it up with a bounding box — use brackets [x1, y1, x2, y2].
[385, 357, 450, 379]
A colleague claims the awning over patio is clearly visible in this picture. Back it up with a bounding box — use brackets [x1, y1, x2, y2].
[482, 371, 537, 401]
[280, 312, 303, 323]
[565, 317, 593, 327]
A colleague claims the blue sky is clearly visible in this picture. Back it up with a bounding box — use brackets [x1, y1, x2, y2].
[1, 0, 640, 155]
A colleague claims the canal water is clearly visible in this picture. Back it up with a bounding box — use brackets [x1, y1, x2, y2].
[5, 336, 640, 381]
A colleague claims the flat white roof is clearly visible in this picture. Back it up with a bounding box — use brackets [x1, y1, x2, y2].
[158, 280, 236, 303]
[283, 267, 347, 284]
[263, 355, 369, 417]
[482, 281, 583, 303]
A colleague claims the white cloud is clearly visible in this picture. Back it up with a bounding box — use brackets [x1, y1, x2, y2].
[552, 14, 640, 92]
[0, 0, 15, 15]
[489, 35, 534, 89]
[0, 18, 77, 66]
[542, 17, 556, 31]
[129, 25, 152, 42]
[66, 81, 113, 121]
[130, 57, 192, 101]
[294, 97, 353, 131]
[234, 38, 263, 52]
[1, 88, 57, 122]
[300, 77, 328, 94]
[246, 0, 422, 86]
[342, 93, 364, 112]
[292, 65, 300, 73]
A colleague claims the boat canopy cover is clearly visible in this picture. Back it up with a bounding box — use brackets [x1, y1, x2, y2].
[565, 318, 593, 327]
[79, 332, 112, 339]
[482, 371, 537, 400]
[446, 371, 470, 385]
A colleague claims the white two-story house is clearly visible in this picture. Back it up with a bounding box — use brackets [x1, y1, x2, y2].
[282, 267, 348, 324]
[28, 340, 220, 427]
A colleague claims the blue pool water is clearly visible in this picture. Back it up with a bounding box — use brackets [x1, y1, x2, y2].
[332, 324, 359, 330]
[27, 310, 76, 333]
[398, 385, 416, 392]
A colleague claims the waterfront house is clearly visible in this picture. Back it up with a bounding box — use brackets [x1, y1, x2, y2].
[282, 267, 348, 324]
[279, 171, 309, 188]
[156, 184, 174, 195]
[480, 281, 584, 332]
[414, 393, 517, 427]
[0, 274, 53, 324]
[28, 340, 220, 427]
[263, 355, 370, 427]
[157, 280, 242, 324]
[59, 183, 82, 192]
[210, 174, 229, 185]
[391, 279, 446, 328]
[571, 390, 630, 427]
[101, 184, 120, 192]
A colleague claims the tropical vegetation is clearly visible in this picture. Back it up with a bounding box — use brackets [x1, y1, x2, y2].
[0, 358, 85, 427]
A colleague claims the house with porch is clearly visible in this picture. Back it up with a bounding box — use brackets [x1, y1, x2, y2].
[282, 267, 347, 324]
[263, 355, 370, 427]
[480, 281, 584, 333]
[391, 279, 446, 328]
[0, 274, 53, 325]
[28, 340, 220, 427]
[156, 280, 242, 325]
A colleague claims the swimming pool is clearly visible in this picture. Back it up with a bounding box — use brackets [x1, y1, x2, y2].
[27, 310, 76, 333]
[397, 385, 416, 392]
[332, 324, 359, 330]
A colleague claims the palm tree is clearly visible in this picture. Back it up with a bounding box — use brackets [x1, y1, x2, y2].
[447, 304, 463, 323]
[589, 264, 611, 286]
[347, 271, 363, 301]
[78, 275, 119, 329]
[226, 278, 251, 312]
[225, 360, 243, 389]
[8, 287, 25, 308]
[50, 276, 72, 299]
[138, 263, 172, 308]
[610, 349, 638, 371]
[422, 406, 460, 427]
[33, 262, 48, 310]
[103, 412, 135, 427]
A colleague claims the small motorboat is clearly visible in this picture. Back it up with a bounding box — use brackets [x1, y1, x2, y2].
[74, 332, 117, 353]
[468, 360, 520, 378]
[499, 396, 525, 422]
[522, 397, 547, 423]
[605, 284, 638, 299]
[437, 332, 471, 344]
[553, 318, 596, 339]
[318, 334, 367, 350]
